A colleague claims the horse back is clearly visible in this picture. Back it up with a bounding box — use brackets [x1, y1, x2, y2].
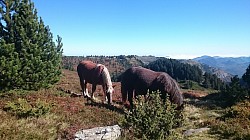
[122, 67, 184, 109]
[122, 67, 161, 92]
[77, 61, 103, 84]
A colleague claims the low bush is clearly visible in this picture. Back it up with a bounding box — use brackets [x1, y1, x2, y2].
[211, 101, 250, 139]
[120, 92, 183, 140]
[4, 98, 52, 118]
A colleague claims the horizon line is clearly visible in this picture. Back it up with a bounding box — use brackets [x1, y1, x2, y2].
[62, 54, 250, 59]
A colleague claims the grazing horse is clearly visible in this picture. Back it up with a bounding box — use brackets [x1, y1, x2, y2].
[121, 67, 184, 109]
[77, 61, 115, 104]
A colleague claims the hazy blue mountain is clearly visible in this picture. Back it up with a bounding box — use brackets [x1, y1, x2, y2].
[135, 55, 249, 82]
[180, 59, 233, 83]
[193, 55, 250, 77]
[137, 55, 234, 83]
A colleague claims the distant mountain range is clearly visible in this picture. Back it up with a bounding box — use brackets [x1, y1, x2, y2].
[63, 55, 250, 83]
[193, 55, 250, 77]
[179, 59, 234, 83]
[137, 55, 250, 83]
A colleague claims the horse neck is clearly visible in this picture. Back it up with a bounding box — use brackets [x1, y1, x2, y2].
[169, 81, 183, 106]
[102, 67, 112, 87]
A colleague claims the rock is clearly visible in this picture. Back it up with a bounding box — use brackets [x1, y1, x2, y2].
[75, 125, 121, 140]
[70, 92, 82, 97]
[183, 127, 210, 136]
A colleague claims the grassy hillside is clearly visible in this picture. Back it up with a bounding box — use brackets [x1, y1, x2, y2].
[0, 69, 249, 139]
[62, 55, 144, 82]
[63, 55, 143, 72]
[0, 69, 123, 139]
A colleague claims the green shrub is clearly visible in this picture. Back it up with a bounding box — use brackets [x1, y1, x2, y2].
[221, 76, 249, 106]
[120, 92, 183, 140]
[0, 89, 31, 98]
[4, 98, 51, 118]
[211, 101, 250, 139]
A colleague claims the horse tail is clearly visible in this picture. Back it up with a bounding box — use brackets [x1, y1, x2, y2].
[121, 81, 128, 104]
[121, 68, 132, 104]
[77, 63, 83, 80]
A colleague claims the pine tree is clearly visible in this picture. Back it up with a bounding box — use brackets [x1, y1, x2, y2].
[224, 76, 248, 105]
[203, 72, 211, 88]
[242, 64, 250, 88]
[0, 0, 63, 90]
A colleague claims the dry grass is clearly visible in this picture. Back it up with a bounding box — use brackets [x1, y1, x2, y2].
[0, 91, 123, 139]
[0, 70, 123, 139]
[0, 69, 249, 139]
[0, 89, 122, 139]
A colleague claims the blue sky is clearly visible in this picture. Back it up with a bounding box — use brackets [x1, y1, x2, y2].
[33, 0, 250, 59]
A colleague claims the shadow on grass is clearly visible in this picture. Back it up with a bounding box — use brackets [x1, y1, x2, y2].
[183, 92, 228, 109]
[57, 87, 127, 114]
[84, 97, 126, 114]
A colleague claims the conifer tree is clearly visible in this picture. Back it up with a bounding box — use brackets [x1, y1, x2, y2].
[224, 76, 248, 105]
[0, 0, 63, 90]
[242, 64, 250, 88]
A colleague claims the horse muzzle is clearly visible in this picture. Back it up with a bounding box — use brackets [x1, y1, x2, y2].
[106, 92, 112, 105]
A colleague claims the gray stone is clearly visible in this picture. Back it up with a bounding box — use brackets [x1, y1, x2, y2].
[75, 125, 121, 140]
[183, 127, 210, 136]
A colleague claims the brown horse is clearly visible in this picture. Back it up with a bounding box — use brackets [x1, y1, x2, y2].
[121, 66, 184, 109]
[77, 61, 115, 104]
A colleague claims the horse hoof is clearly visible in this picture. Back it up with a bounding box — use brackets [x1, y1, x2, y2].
[90, 96, 96, 101]
[83, 95, 89, 99]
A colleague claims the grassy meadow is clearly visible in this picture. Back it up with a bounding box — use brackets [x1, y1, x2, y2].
[0, 69, 249, 139]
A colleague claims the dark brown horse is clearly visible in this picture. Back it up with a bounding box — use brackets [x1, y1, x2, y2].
[77, 61, 115, 104]
[121, 66, 184, 109]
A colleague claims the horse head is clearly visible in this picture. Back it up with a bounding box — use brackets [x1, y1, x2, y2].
[157, 73, 184, 110]
[105, 84, 116, 104]
[100, 66, 116, 105]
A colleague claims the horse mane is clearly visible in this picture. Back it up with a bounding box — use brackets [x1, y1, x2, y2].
[157, 73, 183, 107]
[95, 64, 104, 78]
[101, 66, 112, 87]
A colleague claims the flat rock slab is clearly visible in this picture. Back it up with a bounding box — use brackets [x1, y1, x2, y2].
[75, 125, 121, 140]
[183, 127, 210, 136]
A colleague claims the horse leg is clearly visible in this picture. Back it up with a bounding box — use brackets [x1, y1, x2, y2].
[128, 89, 134, 109]
[83, 81, 91, 98]
[80, 79, 89, 98]
[91, 84, 97, 100]
[135, 89, 147, 103]
[102, 84, 108, 103]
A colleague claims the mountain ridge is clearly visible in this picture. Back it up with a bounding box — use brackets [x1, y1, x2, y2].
[179, 59, 233, 83]
[193, 55, 250, 77]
